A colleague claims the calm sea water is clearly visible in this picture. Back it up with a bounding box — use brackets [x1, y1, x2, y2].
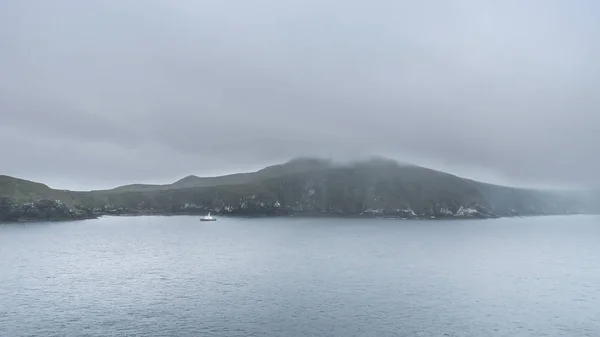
[1, 215, 600, 336]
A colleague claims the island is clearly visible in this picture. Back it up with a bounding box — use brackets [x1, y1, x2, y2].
[1, 157, 599, 222]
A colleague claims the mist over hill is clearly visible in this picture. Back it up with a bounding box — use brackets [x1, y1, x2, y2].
[1, 157, 598, 222]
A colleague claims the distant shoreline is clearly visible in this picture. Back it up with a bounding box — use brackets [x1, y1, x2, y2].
[83, 211, 599, 221]
[18, 202, 595, 223]
[3, 213, 598, 225]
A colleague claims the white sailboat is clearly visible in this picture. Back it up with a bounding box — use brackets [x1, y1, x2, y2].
[200, 212, 217, 222]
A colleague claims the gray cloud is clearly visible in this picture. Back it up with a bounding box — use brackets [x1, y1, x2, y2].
[1, 0, 599, 190]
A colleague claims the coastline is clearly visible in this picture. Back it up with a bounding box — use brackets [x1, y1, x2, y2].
[1, 197, 596, 224]
[3, 210, 595, 224]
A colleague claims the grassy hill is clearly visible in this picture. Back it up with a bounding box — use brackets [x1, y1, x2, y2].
[0, 175, 80, 205]
[78, 157, 599, 218]
[106, 157, 334, 192]
[2, 157, 598, 221]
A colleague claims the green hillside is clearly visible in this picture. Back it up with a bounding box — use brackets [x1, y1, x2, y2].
[106, 157, 334, 192]
[78, 157, 599, 218]
[1, 157, 598, 222]
[0, 175, 79, 205]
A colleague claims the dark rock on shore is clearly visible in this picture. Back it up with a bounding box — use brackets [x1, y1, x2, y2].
[0, 198, 96, 223]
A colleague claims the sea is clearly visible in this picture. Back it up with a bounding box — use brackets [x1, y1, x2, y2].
[1, 215, 599, 336]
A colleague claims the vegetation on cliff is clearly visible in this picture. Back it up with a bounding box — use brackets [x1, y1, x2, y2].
[0, 198, 95, 222]
[1, 157, 598, 222]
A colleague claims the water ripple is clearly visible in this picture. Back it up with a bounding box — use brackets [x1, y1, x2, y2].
[1, 215, 600, 336]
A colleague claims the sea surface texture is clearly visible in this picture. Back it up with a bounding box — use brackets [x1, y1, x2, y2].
[1, 215, 599, 336]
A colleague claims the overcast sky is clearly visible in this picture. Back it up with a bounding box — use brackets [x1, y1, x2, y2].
[1, 0, 599, 190]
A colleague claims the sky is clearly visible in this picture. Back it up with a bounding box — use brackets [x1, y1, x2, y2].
[1, 0, 599, 191]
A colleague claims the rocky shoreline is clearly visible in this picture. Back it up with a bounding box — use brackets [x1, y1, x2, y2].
[2, 197, 591, 223]
[0, 198, 97, 223]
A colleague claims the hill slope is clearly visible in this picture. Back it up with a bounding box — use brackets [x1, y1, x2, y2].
[106, 157, 334, 192]
[81, 157, 599, 218]
[1, 157, 598, 221]
[0, 176, 94, 222]
[0, 175, 79, 205]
